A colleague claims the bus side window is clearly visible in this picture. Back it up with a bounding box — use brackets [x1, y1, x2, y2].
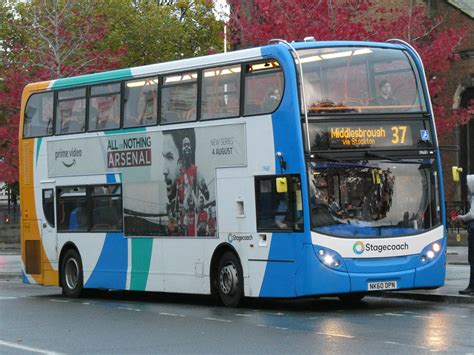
[90, 184, 123, 231]
[161, 72, 197, 124]
[201, 65, 241, 120]
[244, 60, 283, 116]
[42, 189, 55, 227]
[255, 175, 302, 232]
[89, 83, 121, 131]
[23, 92, 53, 138]
[55, 88, 86, 134]
[56, 187, 88, 232]
[124, 77, 159, 128]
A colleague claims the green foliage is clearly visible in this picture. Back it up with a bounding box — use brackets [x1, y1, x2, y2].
[99, 0, 224, 67]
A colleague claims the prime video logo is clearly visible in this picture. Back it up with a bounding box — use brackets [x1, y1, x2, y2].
[353, 241, 409, 254]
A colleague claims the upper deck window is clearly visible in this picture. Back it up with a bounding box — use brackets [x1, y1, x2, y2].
[296, 47, 427, 114]
[56, 88, 86, 134]
[23, 92, 54, 138]
[201, 65, 241, 120]
[244, 60, 284, 116]
[124, 77, 159, 128]
[161, 72, 198, 124]
[88, 83, 121, 131]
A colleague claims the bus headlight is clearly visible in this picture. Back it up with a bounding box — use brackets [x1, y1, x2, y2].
[314, 246, 346, 271]
[421, 241, 443, 263]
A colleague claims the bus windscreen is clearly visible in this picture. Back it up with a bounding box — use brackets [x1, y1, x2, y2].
[296, 47, 427, 114]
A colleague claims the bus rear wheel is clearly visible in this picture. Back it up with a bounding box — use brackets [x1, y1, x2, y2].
[217, 252, 243, 307]
[61, 249, 84, 298]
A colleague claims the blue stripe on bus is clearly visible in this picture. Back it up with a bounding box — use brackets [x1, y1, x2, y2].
[106, 174, 116, 184]
[21, 270, 30, 284]
[258, 45, 312, 297]
[84, 232, 128, 290]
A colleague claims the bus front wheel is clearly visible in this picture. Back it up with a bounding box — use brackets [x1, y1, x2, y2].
[61, 249, 84, 298]
[217, 252, 243, 307]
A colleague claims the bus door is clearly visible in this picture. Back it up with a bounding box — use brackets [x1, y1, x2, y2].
[40, 180, 58, 261]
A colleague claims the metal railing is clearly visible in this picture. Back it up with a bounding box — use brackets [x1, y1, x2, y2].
[0, 204, 19, 225]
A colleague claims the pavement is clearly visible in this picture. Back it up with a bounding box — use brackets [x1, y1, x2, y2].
[0, 246, 473, 304]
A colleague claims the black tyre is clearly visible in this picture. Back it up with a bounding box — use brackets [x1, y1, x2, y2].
[338, 293, 365, 303]
[61, 249, 84, 298]
[217, 252, 243, 307]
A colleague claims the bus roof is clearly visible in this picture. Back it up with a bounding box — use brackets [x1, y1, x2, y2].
[31, 40, 407, 92]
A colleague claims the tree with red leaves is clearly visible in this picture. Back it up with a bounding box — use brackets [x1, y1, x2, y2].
[0, 0, 127, 184]
[228, 0, 472, 132]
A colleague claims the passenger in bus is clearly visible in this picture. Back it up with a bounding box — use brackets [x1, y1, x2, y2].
[262, 88, 281, 112]
[275, 196, 288, 229]
[371, 80, 400, 106]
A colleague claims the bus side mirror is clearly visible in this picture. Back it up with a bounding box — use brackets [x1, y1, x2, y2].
[452, 166, 463, 182]
[276, 177, 288, 193]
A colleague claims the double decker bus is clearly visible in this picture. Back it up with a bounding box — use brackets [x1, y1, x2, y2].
[19, 39, 445, 306]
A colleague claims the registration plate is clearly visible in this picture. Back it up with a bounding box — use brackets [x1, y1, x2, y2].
[368, 281, 398, 291]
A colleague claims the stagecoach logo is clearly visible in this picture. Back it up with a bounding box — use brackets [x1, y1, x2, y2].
[107, 136, 152, 168]
[227, 233, 253, 243]
[353, 241, 410, 255]
[353, 241, 365, 255]
[55, 147, 82, 168]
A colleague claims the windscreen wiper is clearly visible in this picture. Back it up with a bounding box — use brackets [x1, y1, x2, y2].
[365, 151, 399, 162]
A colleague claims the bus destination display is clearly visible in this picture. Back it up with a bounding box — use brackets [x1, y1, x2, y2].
[330, 125, 411, 147]
[307, 122, 432, 150]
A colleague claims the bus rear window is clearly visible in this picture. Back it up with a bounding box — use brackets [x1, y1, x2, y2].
[23, 92, 53, 138]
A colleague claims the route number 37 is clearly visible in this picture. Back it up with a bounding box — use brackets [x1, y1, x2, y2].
[391, 126, 407, 144]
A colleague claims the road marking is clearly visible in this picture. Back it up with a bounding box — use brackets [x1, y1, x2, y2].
[118, 307, 141, 312]
[49, 299, 69, 303]
[235, 313, 252, 317]
[384, 313, 405, 317]
[159, 312, 185, 317]
[431, 313, 468, 318]
[315, 332, 355, 339]
[0, 296, 17, 300]
[384, 341, 429, 350]
[82, 302, 90, 305]
[412, 315, 433, 319]
[204, 317, 232, 323]
[268, 312, 285, 316]
[0, 340, 64, 355]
